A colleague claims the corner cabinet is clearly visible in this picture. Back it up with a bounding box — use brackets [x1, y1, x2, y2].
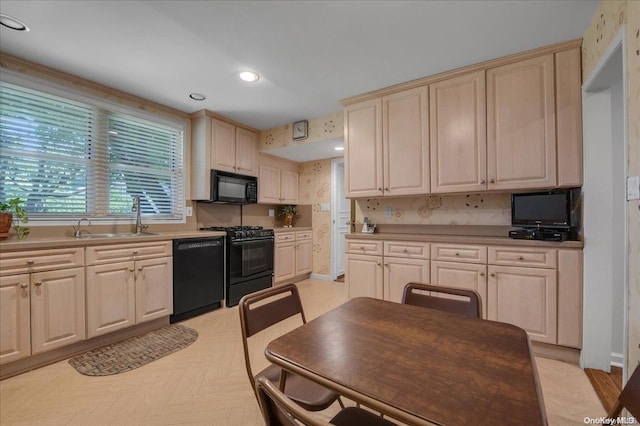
[191, 110, 259, 200]
[0, 248, 86, 364]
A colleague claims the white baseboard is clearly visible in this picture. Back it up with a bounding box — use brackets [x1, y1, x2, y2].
[611, 352, 624, 368]
[310, 274, 332, 281]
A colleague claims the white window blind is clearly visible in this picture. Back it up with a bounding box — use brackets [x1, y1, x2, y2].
[0, 81, 184, 221]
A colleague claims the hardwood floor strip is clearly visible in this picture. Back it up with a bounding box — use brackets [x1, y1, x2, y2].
[585, 368, 621, 412]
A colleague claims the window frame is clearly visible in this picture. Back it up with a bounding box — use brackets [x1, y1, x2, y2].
[0, 69, 187, 226]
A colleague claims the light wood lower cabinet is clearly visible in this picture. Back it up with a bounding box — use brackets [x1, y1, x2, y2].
[295, 236, 313, 276]
[275, 231, 313, 283]
[0, 274, 31, 364]
[430, 261, 487, 318]
[0, 249, 86, 365]
[384, 257, 429, 303]
[86, 242, 173, 338]
[488, 265, 557, 344]
[345, 253, 383, 299]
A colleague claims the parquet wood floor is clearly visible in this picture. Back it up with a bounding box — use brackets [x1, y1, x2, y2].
[0, 279, 604, 425]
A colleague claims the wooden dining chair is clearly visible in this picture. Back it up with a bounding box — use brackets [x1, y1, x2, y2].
[402, 282, 482, 319]
[607, 364, 640, 420]
[239, 283, 343, 412]
[256, 376, 397, 426]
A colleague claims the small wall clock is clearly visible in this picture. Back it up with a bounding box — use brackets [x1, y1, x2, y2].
[292, 120, 308, 141]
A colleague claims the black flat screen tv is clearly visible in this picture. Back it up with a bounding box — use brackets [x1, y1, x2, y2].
[511, 189, 580, 230]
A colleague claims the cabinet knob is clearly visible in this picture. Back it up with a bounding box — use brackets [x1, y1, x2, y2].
[129, 267, 135, 272]
[133, 250, 139, 255]
[377, 262, 381, 266]
[480, 179, 486, 184]
[455, 252, 460, 256]
[403, 249, 408, 253]
[480, 272, 485, 277]
[34, 281, 43, 286]
[490, 273, 496, 277]
[490, 179, 495, 184]
[26, 260, 35, 265]
[138, 266, 143, 271]
[377, 188, 382, 191]
[20, 283, 28, 289]
[385, 188, 389, 191]
[384, 263, 388, 267]
[518, 256, 524, 260]
[360, 246, 365, 250]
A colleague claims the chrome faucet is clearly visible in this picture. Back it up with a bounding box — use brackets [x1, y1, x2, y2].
[73, 218, 91, 238]
[132, 195, 148, 234]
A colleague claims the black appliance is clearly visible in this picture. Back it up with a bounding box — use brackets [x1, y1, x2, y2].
[206, 169, 258, 204]
[200, 226, 274, 307]
[510, 188, 581, 241]
[171, 237, 224, 323]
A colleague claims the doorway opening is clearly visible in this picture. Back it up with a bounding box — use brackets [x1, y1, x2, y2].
[331, 158, 349, 280]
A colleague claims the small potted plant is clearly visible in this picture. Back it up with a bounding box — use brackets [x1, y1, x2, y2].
[279, 205, 299, 228]
[0, 198, 30, 239]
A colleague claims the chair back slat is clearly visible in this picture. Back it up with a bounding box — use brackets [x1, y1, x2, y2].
[402, 282, 482, 319]
[256, 377, 328, 426]
[243, 289, 305, 337]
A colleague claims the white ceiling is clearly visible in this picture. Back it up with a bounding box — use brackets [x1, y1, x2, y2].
[1, 1, 597, 135]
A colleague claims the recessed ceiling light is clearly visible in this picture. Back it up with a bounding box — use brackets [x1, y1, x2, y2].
[189, 93, 206, 101]
[239, 71, 260, 82]
[334, 146, 344, 151]
[0, 13, 29, 31]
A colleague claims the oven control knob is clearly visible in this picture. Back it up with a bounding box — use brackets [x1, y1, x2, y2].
[249, 230, 255, 237]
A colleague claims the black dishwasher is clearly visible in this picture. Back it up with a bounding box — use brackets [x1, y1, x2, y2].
[170, 237, 224, 323]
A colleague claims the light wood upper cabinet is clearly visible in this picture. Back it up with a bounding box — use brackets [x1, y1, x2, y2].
[430, 71, 487, 193]
[0, 274, 31, 365]
[555, 47, 583, 187]
[30, 267, 86, 354]
[487, 54, 557, 190]
[345, 98, 383, 197]
[258, 156, 299, 205]
[382, 87, 429, 196]
[191, 111, 258, 200]
[235, 127, 259, 176]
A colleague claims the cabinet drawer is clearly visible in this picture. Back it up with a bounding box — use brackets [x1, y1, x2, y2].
[86, 241, 171, 265]
[295, 231, 312, 241]
[275, 233, 296, 243]
[431, 244, 486, 264]
[346, 240, 383, 256]
[383, 241, 430, 259]
[0, 247, 84, 276]
[488, 246, 556, 268]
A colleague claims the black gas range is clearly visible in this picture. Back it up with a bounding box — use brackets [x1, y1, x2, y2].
[200, 226, 274, 306]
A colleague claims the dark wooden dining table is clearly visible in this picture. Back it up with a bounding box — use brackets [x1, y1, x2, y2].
[265, 297, 547, 426]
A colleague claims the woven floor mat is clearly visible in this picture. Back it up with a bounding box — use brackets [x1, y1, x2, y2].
[68, 324, 198, 376]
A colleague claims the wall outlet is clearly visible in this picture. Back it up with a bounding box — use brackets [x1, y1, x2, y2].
[627, 176, 640, 201]
[385, 207, 392, 219]
[320, 203, 330, 211]
[268, 209, 275, 217]
[185, 206, 193, 217]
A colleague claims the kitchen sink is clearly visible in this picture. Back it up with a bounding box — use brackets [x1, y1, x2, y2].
[75, 232, 159, 239]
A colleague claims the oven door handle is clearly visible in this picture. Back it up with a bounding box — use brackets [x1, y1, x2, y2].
[230, 237, 275, 245]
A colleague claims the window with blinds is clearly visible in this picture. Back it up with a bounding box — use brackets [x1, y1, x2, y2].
[0, 81, 184, 221]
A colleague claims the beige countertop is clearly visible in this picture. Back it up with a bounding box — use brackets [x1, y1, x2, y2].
[273, 227, 312, 233]
[346, 231, 583, 248]
[0, 231, 227, 252]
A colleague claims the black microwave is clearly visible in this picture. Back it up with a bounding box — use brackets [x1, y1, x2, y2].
[209, 170, 258, 204]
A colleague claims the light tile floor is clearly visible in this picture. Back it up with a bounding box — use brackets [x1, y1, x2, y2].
[0, 279, 605, 425]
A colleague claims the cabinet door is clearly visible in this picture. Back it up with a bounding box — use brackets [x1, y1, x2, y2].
[346, 254, 383, 299]
[430, 261, 487, 318]
[382, 87, 429, 196]
[258, 165, 282, 204]
[430, 71, 487, 193]
[487, 54, 556, 190]
[135, 257, 173, 323]
[487, 265, 557, 344]
[295, 239, 313, 276]
[384, 258, 429, 304]
[86, 262, 136, 338]
[280, 169, 299, 204]
[235, 127, 258, 176]
[211, 118, 236, 173]
[31, 267, 85, 354]
[0, 274, 31, 365]
[344, 99, 383, 197]
[274, 242, 296, 283]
